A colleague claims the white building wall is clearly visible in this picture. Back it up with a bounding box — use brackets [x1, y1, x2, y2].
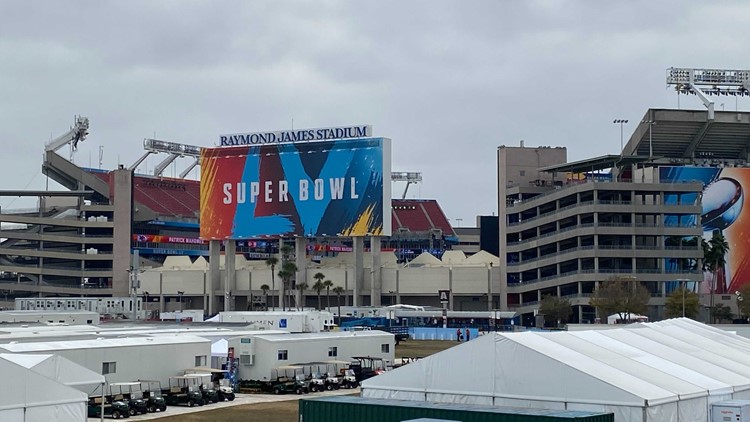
[399, 267, 449, 294]
[0, 339, 211, 388]
[230, 332, 395, 381]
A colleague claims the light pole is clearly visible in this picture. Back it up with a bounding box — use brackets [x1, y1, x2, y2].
[613, 119, 628, 154]
[736, 291, 744, 322]
[642, 118, 655, 158]
[177, 291, 184, 312]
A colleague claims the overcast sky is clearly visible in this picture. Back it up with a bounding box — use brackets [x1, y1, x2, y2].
[2, 1, 750, 226]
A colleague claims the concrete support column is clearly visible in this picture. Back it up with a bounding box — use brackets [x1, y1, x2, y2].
[295, 237, 306, 309]
[448, 266, 454, 311]
[225, 241, 236, 312]
[487, 264, 494, 311]
[209, 240, 221, 312]
[158, 272, 164, 314]
[370, 236, 381, 307]
[395, 269, 401, 304]
[353, 237, 364, 306]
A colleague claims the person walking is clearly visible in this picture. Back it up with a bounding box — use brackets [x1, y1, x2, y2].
[456, 328, 462, 342]
[465, 327, 470, 342]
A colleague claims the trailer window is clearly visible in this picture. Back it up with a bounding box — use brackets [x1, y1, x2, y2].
[328, 346, 338, 357]
[277, 350, 288, 361]
[102, 362, 116, 375]
[381, 344, 390, 353]
[195, 355, 207, 366]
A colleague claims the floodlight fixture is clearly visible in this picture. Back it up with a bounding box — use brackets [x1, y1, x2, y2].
[666, 67, 750, 120]
[391, 172, 423, 199]
[143, 138, 202, 157]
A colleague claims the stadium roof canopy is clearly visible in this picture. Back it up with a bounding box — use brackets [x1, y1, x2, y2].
[539, 155, 652, 174]
[624, 108, 750, 160]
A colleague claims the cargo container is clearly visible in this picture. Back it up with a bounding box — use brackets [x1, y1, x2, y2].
[299, 396, 614, 422]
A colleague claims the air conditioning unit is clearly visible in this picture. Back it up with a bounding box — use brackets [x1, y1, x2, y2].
[712, 400, 750, 422]
[240, 354, 254, 366]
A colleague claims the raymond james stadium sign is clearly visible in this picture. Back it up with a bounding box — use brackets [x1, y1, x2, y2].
[219, 125, 372, 146]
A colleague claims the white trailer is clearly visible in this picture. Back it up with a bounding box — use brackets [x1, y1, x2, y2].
[228, 330, 395, 381]
[0, 310, 100, 325]
[15, 296, 143, 318]
[0, 335, 211, 389]
[216, 310, 334, 332]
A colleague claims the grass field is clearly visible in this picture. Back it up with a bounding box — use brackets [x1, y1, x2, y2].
[147, 340, 458, 422]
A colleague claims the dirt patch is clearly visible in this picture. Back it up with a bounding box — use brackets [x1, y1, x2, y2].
[152, 400, 301, 422]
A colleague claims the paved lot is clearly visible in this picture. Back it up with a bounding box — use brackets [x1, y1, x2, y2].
[101, 387, 359, 420]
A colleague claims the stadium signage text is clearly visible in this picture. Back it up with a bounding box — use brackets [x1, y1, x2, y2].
[222, 177, 358, 205]
[219, 125, 372, 146]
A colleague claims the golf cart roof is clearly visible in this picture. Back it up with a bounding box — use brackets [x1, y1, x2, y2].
[170, 375, 198, 380]
[109, 382, 141, 387]
[275, 365, 303, 370]
[137, 379, 161, 383]
[326, 360, 351, 365]
[352, 356, 385, 361]
[183, 367, 228, 374]
[292, 361, 331, 366]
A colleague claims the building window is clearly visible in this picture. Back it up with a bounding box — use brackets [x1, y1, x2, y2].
[381, 344, 390, 353]
[278, 349, 288, 361]
[195, 355, 207, 367]
[328, 346, 338, 357]
[102, 362, 116, 375]
[520, 170, 526, 177]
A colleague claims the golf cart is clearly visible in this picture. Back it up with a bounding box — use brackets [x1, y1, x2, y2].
[270, 365, 309, 395]
[325, 360, 357, 389]
[161, 376, 204, 407]
[184, 367, 235, 401]
[108, 382, 148, 416]
[183, 373, 219, 404]
[299, 362, 340, 391]
[350, 356, 387, 382]
[87, 396, 130, 419]
[137, 380, 168, 413]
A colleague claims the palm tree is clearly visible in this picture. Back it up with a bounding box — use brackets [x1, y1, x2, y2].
[260, 284, 270, 311]
[312, 280, 325, 310]
[323, 280, 334, 311]
[265, 256, 278, 310]
[278, 244, 296, 311]
[296, 282, 309, 311]
[707, 231, 730, 323]
[278, 261, 297, 312]
[333, 286, 345, 325]
[312, 272, 325, 310]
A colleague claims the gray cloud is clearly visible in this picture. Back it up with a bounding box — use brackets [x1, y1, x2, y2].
[1, 0, 750, 223]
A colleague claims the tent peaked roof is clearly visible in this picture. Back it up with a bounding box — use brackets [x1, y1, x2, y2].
[361, 319, 750, 422]
[464, 250, 500, 266]
[0, 353, 105, 394]
[407, 252, 442, 266]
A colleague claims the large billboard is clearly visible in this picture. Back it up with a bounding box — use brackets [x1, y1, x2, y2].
[200, 138, 391, 239]
[661, 166, 750, 293]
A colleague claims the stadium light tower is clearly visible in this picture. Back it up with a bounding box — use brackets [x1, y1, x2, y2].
[613, 119, 628, 154]
[391, 172, 422, 199]
[666, 67, 750, 120]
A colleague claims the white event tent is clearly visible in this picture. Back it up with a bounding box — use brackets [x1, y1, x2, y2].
[0, 353, 105, 396]
[0, 356, 88, 421]
[361, 318, 750, 422]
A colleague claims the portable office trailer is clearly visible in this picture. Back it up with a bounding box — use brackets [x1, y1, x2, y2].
[217, 311, 334, 333]
[0, 310, 100, 325]
[0, 335, 211, 388]
[228, 330, 395, 381]
[15, 296, 143, 317]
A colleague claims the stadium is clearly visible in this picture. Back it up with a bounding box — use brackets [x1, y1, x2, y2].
[4, 67, 750, 327]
